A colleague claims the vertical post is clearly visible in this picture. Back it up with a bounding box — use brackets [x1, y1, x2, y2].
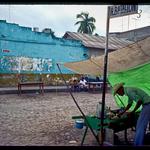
[100, 6, 110, 145]
[122, 17, 123, 32]
[128, 15, 130, 30]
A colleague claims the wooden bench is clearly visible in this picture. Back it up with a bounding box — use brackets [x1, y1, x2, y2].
[18, 82, 44, 95]
[17, 74, 44, 95]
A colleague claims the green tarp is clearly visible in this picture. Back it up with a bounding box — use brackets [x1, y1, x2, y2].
[108, 61, 150, 112]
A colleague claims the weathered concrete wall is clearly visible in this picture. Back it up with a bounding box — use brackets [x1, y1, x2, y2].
[0, 20, 88, 87]
[0, 20, 88, 74]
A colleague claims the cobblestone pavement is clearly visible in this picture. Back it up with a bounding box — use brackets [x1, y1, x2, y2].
[0, 91, 136, 146]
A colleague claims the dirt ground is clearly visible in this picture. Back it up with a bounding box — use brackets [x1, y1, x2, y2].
[0, 91, 138, 146]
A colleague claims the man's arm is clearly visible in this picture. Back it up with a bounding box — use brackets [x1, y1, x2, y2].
[132, 100, 142, 113]
[123, 100, 142, 118]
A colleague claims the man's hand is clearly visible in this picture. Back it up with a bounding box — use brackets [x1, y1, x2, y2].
[117, 103, 132, 118]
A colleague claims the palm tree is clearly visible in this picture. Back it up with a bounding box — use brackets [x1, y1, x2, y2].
[75, 12, 96, 34]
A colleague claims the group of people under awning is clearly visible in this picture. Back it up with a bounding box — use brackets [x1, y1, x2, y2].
[68, 76, 102, 92]
[68, 76, 88, 92]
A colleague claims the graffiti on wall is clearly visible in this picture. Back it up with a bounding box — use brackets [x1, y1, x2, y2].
[0, 55, 52, 73]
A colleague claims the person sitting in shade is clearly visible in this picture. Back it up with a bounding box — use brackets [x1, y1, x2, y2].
[79, 77, 88, 91]
[113, 82, 150, 146]
[69, 77, 79, 92]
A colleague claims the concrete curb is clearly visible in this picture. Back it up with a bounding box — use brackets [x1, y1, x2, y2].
[0, 86, 109, 95]
[0, 87, 68, 95]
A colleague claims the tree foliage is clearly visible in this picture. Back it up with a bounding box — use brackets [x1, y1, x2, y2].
[75, 12, 96, 34]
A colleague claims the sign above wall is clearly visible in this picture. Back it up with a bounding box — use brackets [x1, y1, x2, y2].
[109, 5, 138, 18]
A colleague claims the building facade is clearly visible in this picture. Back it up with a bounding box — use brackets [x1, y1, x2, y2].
[109, 26, 150, 42]
[0, 20, 88, 86]
[0, 20, 88, 75]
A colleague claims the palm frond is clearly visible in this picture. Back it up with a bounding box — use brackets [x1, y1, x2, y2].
[76, 14, 84, 20]
[74, 21, 82, 25]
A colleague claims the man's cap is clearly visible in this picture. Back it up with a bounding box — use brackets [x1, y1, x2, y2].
[113, 82, 125, 95]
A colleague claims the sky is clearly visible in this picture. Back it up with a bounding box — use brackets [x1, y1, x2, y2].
[0, 5, 150, 37]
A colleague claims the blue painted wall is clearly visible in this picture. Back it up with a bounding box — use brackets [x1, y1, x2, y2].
[0, 20, 89, 74]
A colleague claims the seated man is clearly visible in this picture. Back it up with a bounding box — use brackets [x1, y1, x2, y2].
[69, 77, 79, 92]
[79, 77, 88, 91]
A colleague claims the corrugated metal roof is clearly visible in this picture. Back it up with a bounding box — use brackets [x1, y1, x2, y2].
[63, 32, 134, 50]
